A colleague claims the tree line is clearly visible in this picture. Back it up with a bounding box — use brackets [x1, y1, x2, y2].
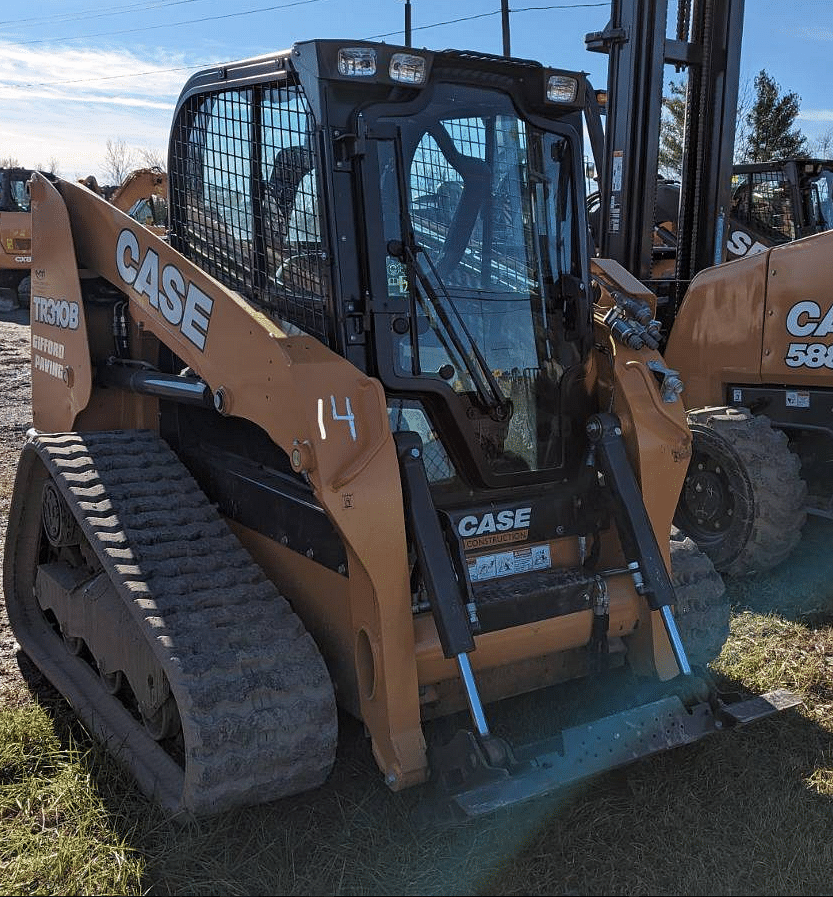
[0, 140, 165, 186]
[660, 69, 832, 177]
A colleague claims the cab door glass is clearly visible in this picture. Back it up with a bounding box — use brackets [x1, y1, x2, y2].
[376, 85, 583, 477]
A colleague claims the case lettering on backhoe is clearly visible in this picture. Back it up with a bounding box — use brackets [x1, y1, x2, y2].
[785, 343, 833, 369]
[115, 228, 214, 351]
[725, 229, 767, 258]
[784, 301, 833, 368]
[786, 301, 833, 338]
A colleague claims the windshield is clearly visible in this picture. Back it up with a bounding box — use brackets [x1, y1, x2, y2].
[807, 168, 833, 230]
[1, 172, 31, 213]
[731, 171, 795, 242]
[377, 84, 585, 479]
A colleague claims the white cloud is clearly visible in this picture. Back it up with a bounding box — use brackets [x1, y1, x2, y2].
[0, 40, 194, 180]
[800, 109, 833, 124]
[801, 27, 833, 41]
[0, 41, 188, 95]
[0, 85, 174, 111]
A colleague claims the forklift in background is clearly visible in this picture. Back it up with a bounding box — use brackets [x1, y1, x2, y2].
[584, 0, 833, 577]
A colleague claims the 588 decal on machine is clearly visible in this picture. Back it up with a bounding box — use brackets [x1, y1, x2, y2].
[785, 300, 833, 368]
[785, 343, 833, 368]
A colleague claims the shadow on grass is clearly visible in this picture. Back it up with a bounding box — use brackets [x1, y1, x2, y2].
[475, 701, 833, 896]
[11, 520, 833, 895]
[722, 515, 833, 625]
[16, 634, 833, 897]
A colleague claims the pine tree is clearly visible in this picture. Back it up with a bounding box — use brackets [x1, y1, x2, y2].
[659, 70, 809, 172]
[738, 70, 808, 162]
[659, 80, 686, 177]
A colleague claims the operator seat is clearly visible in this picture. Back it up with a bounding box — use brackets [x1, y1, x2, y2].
[268, 145, 315, 244]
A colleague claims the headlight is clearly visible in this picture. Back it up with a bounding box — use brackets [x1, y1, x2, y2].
[546, 75, 578, 104]
[389, 53, 426, 85]
[337, 47, 377, 77]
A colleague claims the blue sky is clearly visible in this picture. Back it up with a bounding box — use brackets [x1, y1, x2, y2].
[1, 0, 831, 182]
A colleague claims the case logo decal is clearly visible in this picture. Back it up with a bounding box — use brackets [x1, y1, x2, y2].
[457, 507, 531, 538]
[786, 300, 833, 338]
[115, 228, 213, 351]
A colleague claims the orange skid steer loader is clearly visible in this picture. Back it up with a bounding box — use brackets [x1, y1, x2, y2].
[3, 40, 797, 818]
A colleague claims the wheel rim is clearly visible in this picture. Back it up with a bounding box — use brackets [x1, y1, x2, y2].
[41, 480, 78, 548]
[676, 449, 735, 546]
[42, 481, 66, 545]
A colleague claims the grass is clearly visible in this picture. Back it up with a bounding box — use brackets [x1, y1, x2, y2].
[0, 703, 144, 895]
[1, 518, 832, 895]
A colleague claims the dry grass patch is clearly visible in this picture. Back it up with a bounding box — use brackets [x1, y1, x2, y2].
[715, 610, 833, 710]
[0, 704, 145, 896]
[1, 517, 832, 895]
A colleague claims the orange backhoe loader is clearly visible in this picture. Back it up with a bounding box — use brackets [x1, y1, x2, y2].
[586, 0, 829, 576]
[79, 167, 168, 235]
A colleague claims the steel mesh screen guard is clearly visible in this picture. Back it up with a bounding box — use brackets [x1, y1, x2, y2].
[169, 82, 332, 344]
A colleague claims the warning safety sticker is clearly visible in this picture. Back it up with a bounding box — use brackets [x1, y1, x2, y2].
[467, 544, 552, 583]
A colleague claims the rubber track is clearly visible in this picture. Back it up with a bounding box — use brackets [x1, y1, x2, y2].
[9, 430, 337, 817]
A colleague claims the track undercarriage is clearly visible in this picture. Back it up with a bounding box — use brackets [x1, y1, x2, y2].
[4, 429, 337, 816]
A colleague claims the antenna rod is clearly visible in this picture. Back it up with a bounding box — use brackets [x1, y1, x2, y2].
[405, 0, 412, 47]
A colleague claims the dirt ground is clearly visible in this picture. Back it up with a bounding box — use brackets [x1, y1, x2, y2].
[0, 307, 33, 702]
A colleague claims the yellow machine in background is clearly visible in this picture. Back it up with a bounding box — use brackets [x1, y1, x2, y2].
[0, 167, 41, 309]
[78, 167, 168, 235]
[0, 166, 168, 311]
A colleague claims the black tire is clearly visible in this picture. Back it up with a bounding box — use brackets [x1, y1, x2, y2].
[17, 275, 30, 308]
[673, 407, 807, 576]
[669, 533, 730, 667]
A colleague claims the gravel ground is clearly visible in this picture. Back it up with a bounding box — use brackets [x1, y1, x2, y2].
[0, 307, 33, 703]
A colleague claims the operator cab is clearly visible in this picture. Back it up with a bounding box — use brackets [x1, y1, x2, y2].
[0, 168, 37, 213]
[168, 40, 597, 500]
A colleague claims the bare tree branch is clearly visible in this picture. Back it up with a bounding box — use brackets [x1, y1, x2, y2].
[809, 128, 833, 157]
[104, 138, 138, 184]
[138, 147, 167, 171]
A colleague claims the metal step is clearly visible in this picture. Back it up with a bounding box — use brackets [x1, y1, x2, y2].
[717, 688, 803, 725]
[470, 566, 596, 632]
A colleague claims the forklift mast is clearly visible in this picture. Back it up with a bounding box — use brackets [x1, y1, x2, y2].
[586, 0, 745, 315]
